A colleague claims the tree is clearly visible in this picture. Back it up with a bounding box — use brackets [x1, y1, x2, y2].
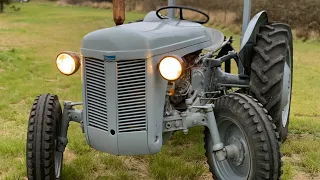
[0, 0, 10, 13]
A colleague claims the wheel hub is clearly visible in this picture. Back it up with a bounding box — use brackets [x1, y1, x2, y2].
[280, 48, 292, 127]
[211, 118, 251, 179]
[55, 140, 63, 178]
[226, 136, 246, 166]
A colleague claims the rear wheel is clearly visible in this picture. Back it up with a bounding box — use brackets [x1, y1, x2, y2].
[249, 22, 293, 142]
[204, 93, 282, 180]
[26, 94, 63, 180]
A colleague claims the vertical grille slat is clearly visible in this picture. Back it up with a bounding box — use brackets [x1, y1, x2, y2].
[117, 59, 147, 133]
[85, 58, 108, 131]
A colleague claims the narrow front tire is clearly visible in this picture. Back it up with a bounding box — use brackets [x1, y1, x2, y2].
[26, 94, 63, 180]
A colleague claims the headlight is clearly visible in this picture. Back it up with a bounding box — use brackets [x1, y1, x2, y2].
[158, 56, 184, 81]
[56, 51, 80, 76]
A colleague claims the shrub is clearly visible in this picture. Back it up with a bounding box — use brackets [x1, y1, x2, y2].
[0, 0, 10, 13]
[126, 0, 320, 39]
[57, 0, 320, 39]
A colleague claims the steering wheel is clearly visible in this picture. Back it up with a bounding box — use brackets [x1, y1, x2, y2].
[156, 6, 210, 24]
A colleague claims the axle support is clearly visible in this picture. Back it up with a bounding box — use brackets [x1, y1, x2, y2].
[56, 101, 83, 153]
[163, 103, 234, 161]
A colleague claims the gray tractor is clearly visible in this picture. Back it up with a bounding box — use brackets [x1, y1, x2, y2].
[26, 0, 293, 179]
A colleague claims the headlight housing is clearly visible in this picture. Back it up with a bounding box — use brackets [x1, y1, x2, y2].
[56, 51, 81, 76]
[158, 56, 184, 81]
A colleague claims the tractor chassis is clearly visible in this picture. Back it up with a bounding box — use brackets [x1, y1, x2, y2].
[56, 53, 251, 162]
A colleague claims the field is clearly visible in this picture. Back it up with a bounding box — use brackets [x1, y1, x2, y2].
[0, 2, 320, 180]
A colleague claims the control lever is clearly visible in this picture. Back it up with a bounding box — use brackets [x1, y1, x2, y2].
[206, 51, 237, 67]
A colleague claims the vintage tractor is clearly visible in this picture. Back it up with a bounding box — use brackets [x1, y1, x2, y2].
[26, 0, 293, 179]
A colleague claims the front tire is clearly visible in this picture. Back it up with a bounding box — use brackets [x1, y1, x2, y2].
[249, 22, 293, 142]
[26, 94, 63, 180]
[204, 93, 282, 180]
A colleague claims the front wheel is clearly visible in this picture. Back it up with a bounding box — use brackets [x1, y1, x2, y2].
[204, 93, 282, 180]
[26, 94, 63, 180]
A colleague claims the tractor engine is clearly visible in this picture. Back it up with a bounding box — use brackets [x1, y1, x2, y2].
[166, 51, 203, 111]
[164, 49, 215, 116]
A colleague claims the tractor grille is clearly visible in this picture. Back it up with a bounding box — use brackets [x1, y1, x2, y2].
[117, 60, 147, 133]
[84, 58, 108, 131]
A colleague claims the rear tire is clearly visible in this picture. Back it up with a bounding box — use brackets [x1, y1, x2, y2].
[204, 93, 282, 180]
[26, 94, 63, 180]
[249, 22, 293, 142]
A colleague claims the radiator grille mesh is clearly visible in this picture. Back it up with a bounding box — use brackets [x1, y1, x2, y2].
[117, 60, 147, 133]
[84, 58, 108, 131]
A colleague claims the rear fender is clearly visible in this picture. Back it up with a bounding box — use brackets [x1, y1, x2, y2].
[239, 11, 268, 74]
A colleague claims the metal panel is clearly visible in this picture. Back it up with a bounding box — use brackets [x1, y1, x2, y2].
[117, 59, 147, 133]
[84, 58, 108, 131]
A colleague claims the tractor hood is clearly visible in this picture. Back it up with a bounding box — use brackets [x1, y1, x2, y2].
[81, 19, 214, 60]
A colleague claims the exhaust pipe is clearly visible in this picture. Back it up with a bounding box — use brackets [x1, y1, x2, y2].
[113, 0, 125, 26]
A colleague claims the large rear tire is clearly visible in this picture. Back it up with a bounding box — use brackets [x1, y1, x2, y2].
[26, 94, 63, 180]
[204, 93, 282, 180]
[249, 22, 293, 142]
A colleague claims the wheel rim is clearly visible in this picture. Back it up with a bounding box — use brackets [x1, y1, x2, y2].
[212, 117, 251, 179]
[280, 47, 292, 127]
[55, 140, 63, 178]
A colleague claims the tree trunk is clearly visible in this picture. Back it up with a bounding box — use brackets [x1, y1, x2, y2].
[0, 2, 4, 13]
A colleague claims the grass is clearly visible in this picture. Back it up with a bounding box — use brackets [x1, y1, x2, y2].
[0, 1, 320, 179]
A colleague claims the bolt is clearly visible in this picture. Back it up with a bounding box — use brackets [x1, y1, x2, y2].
[166, 123, 171, 129]
[175, 121, 180, 127]
[193, 120, 197, 125]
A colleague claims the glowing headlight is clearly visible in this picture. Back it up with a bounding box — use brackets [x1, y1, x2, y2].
[158, 56, 184, 81]
[56, 51, 80, 76]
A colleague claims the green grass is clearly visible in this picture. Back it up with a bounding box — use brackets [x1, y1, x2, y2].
[0, 1, 320, 179]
